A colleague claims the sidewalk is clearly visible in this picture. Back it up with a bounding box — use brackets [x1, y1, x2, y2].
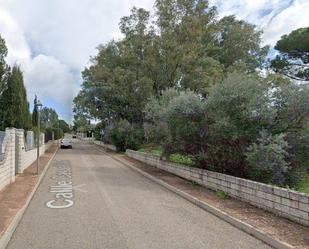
[0, 145, 57, 239]
[102, 150, 309, 249]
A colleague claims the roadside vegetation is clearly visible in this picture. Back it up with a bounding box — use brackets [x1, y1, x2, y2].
[73, 0, 309, 192]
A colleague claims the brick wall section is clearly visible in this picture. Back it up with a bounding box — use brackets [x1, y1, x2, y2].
[0, 128, 16, 190]
[126, 149, 309, 227]
[94, 141, 117, 151]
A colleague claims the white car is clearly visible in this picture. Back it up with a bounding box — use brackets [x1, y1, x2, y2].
[60, 138, 73, 149]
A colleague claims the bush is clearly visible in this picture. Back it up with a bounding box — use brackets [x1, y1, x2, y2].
[103, 123, 114, 144]
[143, 122, 168, 144]
[163, 90, 207, 158]
[140, 74, 309, 187]
[206, 72, 275, 139]
[143, 88, 179, 144]
[109, 119, 143, 152]
[245, 130, 290, 186]
[144, 88, 180, 123]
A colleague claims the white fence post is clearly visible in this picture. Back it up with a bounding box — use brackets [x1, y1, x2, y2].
[5, 128, 16, 183]
[15, 129, 25, 174]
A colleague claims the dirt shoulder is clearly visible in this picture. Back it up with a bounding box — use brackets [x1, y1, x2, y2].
[109, 152, 309, 249]
[0, 145, 58, 238]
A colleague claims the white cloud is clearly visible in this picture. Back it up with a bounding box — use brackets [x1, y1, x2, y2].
[2, 0, 154, 71]
[209, 0, 309, 46]
[0, 7, 79, 120]
[263, 0, 309, 45]
[0, 8, 31, 66]
[24, 54, 79, 107]
[0, 0, 154, 121]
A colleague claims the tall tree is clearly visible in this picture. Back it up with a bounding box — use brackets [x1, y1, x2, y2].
[74, 0, 269, 124]
[1, 65, 32, 129]
[0, 35, 9, 129]
[32, 95, 38, 127]
[40, 107, 59, 130]
[73, 113, 89, 132]
[271, 27, 309, 81]
[216, 16, 268, 71]
[59, 119, 70, 133]
[0, 36, 8, 91]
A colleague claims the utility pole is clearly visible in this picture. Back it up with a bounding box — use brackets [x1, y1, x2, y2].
[58, 119, 60, 146]
[35, 98, 42, 175]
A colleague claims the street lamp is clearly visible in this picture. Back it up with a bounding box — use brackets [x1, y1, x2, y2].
[35, 98, 42, 175]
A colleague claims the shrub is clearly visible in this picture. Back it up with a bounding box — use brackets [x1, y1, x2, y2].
[143, 122, 168, 144]
[206, 72, 276, 139]
[163, 90, 207, 158]
[140, 74, 309, 187]
[109, 119, 143, 152]
[144, 88, 180, 123]
[143, 88, 180, 145]
[284, 125, 309, 187]
[103, 123, 114, 144]
[245, 130, 290, 186]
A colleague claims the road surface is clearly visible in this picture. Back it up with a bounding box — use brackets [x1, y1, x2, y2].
[7, 141, 271, 249]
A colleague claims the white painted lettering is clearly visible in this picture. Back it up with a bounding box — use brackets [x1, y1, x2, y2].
[46, 199, 74, 209]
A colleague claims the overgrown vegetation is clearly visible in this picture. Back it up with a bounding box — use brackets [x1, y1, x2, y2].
[73, 0, 309, 191]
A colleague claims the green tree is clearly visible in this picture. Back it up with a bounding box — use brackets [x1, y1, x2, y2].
[73, 113, 89, 132]
[74, 0, 269, 128]
[0, 36, 8, 94]
[217, 16, 269, 72]
[271, 27, 309, 81]
[0, 35, 9, 129]
[59, 119, 70, 133]
[1, 65, 32, 130]
[32, 95, 38, 127]
[40, 107, 59, 130]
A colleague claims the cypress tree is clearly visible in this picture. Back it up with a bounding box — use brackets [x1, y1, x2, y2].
[0, 35, 9, 130]
[1, 65, 32, 129]
[32, 95, 38, 127]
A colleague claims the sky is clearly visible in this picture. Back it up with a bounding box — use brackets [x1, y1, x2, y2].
[0, 0, 308, 122]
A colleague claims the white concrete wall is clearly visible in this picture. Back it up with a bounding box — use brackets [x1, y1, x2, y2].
[0, 128, 16, 190]
[0, 128, 55, 191]
[15, 129, 54, 174]
[126, 149, 309, 227]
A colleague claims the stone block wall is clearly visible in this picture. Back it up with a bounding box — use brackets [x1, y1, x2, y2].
[94, 141, 116, 151]
[126, 149, 309, 227]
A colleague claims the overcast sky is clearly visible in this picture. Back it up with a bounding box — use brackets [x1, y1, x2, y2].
[0, 0, 308, 122]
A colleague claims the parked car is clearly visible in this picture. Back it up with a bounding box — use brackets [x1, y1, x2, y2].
[72, 135, 77, 138]
[60, 138, 73, 149]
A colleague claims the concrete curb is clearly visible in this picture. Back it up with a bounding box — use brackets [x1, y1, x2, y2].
[94, 146, 294, 249]
[0, 145, 59, 249]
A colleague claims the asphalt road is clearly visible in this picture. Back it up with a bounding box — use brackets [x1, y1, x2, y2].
[7, 141, 271, 249]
